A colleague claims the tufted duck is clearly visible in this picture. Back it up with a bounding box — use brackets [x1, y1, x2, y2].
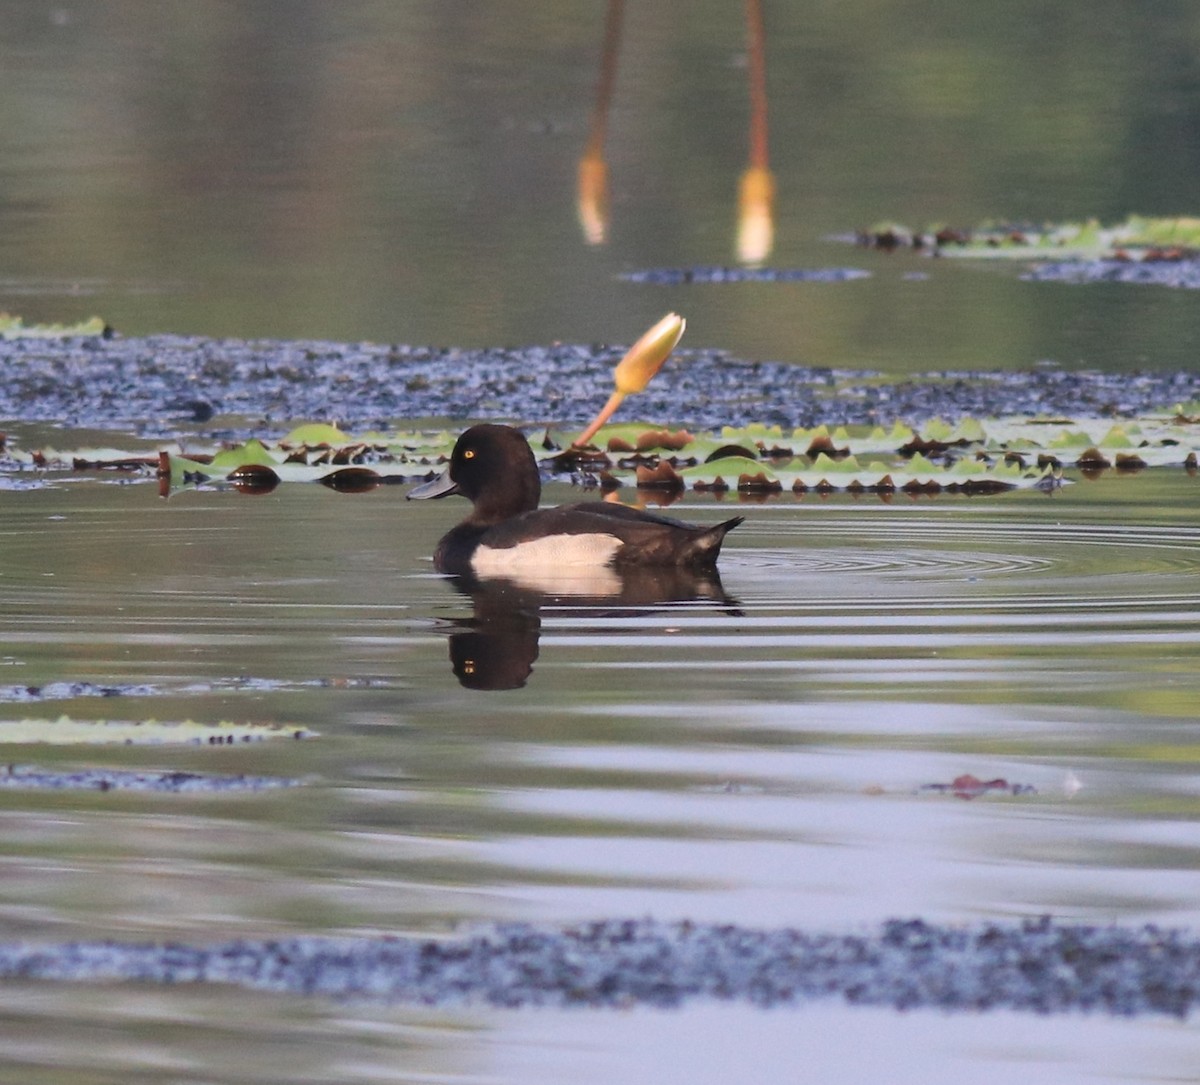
[407, 424, 743, 577]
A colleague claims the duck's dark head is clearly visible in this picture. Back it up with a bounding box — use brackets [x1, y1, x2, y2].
[407, 424, 541, 523]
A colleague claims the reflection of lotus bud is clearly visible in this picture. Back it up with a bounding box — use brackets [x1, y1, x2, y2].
[612, 312, 686, 394]
[737, 166, 775, 265]
[573, 313, 686, 448]
[577, 152, 609, 245]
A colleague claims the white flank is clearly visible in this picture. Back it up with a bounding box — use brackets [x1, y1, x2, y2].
[471, 533, 624, 595]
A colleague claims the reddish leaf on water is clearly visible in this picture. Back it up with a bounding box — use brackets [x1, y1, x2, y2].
[805, 434, 850, 458]
[1142, 246, 1188, 262]
[919, 773, 1037, 800]
[949, 479, 1016, 495]
[634, 428, 693, 452]
[705, 444, 759, 463]
[71, 456, 157, 471]
[546, 447, 611, 473]
[319, 467, 381, 493]
[331, 443, 372, 465]
[635, 461, 684, 491]
[737, 471, 782, 493]
[934, 227, 970, 246]
[226, 463, 280, 494]
[899, 437, 956, 457]
[1075, 447, 1111, 470]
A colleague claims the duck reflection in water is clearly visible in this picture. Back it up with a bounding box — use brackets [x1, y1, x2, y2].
[444, 564, 739, 691]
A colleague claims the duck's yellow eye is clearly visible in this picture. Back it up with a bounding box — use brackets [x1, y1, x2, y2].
[463, 449, 476, 460]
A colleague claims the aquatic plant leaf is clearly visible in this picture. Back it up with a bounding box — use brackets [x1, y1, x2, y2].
[857, 215, 1200, 260]
[679, 456, 767, 482]
[0, 715, 316, 745]
[281, 423, 349, 446]
[209, 439, 281, 471]
[1098, 425, 1139, 448]
[0, 314, 108, 339]
[573, 423, 698, 453]
[226, 463, 281, 494]
[10, 404, 1198, 499]
[809, 452, 863, 474]
[1047, 430, 1095, 450]
[721, 423, 785, 442]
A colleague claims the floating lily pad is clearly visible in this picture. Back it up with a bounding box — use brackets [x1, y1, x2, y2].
[0, 314, 109, 339]
[0, 716, 316, 745]
[854, 215, 1200, 261]
[5, 406, 1197, 499]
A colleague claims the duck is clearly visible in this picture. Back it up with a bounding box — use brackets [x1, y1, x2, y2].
[407, 423, 743, 578]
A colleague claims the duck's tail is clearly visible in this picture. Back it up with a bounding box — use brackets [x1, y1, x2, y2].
[682, 515, 744, 569]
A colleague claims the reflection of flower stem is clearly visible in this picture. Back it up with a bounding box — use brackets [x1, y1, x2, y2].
[586, 0, 623, 160]
[738, 0, 774, 264]
[578, 0, 624, 245]
[745, 0, 768, 171]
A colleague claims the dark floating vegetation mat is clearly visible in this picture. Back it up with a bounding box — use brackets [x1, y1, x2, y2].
[1024, 258, 1200, 290]
[5, 917, 1200, 1016]
[0, 675, 404, 705]
[2, 334, 1200, 439]
[622, 266, 871, 284]
[0, 764, 302, 793]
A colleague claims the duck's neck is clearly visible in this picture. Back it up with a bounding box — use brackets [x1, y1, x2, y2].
[467, 476, 540, 525]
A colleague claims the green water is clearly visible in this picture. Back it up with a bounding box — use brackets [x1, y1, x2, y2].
[3, 2, 1200, 371]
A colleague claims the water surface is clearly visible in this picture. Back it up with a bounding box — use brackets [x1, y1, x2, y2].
[1, 468, 1199, 1080]
[3, 3, 1200, 371]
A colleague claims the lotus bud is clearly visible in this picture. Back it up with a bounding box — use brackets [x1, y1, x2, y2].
[613, 312, 686, 395]
[737, 166, 775, 265]
[573, 313, 686, 448]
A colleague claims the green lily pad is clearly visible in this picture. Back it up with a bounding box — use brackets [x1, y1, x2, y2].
[0, 314, 109, 339]
[280, 423, 349, 446]
[8, 405, 1198, 497]
[863, 215, 1200, 260]
[0, 716, 317, 745]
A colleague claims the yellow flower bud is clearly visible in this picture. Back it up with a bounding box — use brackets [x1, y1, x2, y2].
[572, 313, 687, 449]
[612, 312, 686, 395]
